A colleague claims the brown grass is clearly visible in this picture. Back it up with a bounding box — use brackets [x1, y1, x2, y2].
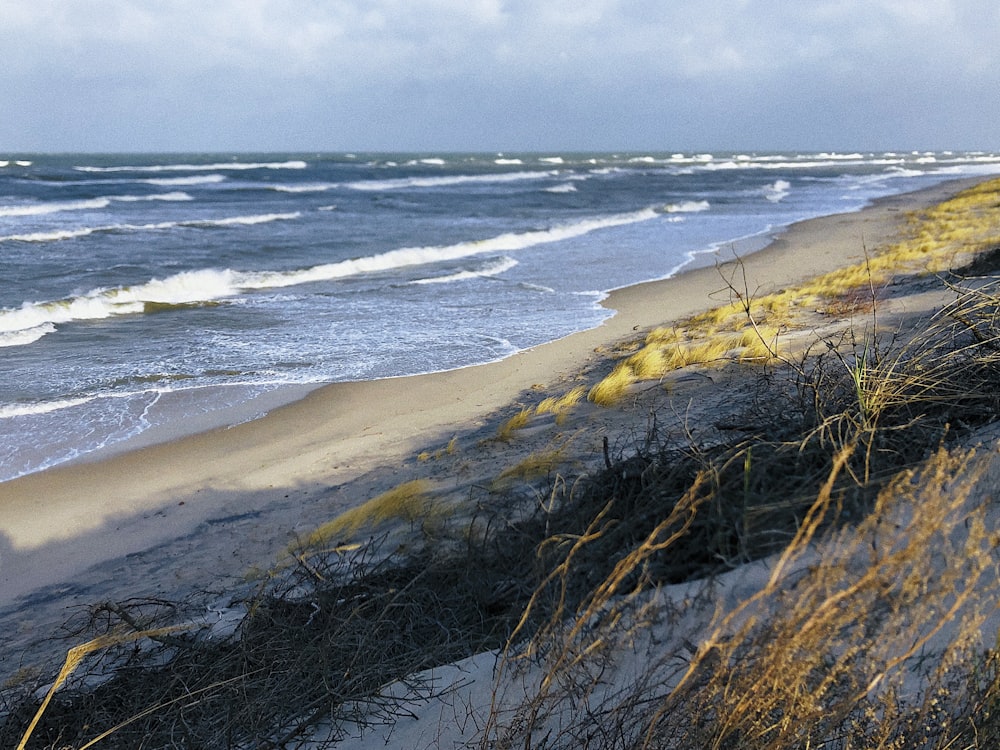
[6, 180, 1000, 749]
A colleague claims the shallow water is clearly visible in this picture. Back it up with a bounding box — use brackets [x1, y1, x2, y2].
[2, 151, 1000, 480]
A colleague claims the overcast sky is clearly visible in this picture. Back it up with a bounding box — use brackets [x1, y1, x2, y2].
[2, 0, 998, 153]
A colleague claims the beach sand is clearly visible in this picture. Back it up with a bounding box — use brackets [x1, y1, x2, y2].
[0, 177, 987, 679]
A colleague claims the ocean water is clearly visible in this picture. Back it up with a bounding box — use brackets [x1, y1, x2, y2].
[2, 151, 1000, 481]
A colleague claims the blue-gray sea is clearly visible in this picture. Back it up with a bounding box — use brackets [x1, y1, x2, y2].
[3, 151, 1000, 481]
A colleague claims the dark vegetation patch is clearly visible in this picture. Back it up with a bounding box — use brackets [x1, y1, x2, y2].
[4, 277, 1000, 748]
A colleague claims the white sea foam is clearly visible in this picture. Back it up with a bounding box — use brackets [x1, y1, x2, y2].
[111, 191, 193, 202]
[1, 227, 101, 242]
[662, 200, 710, 213]
[494, 158, 523, 165]
[764, 180, 791, 202]
[0, 268, 240, 341]
[0, 395, 93, 418]
[0, 192, 192, 218]
[544, 183, 577, 193]
[75, 160, 307, 173]
[0, 323, 57, 348]
[143, 174, 227, 186]
[0, 197, 110, 217]
[703, 158, 866, 171]
[411, 257, 519, 285]
[0, 212, 301, 243]
[417, 158, 446, 166]
[538, 157, 564, 164]
[272, 183, 335, 193]
[243, 207, 661, 290]
[344, 170, 558, 191]
[0, 208, 659, 341]
[181, 212, 301, 228]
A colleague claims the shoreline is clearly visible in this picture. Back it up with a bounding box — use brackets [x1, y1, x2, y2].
[0, 176, 985, 616]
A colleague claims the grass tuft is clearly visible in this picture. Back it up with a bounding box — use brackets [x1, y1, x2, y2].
[496, 408, 533, 442]
[294, 479, 433, 550]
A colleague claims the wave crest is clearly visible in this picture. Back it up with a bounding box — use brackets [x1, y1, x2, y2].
[75, 160, 307, 173]
[345, 170, 559, 191]
[0, 212, 301, 243]
[0, 208, 659, 343]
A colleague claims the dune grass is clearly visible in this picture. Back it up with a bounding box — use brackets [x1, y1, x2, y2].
[291, 479, 434, 551]
[5, 181, 1000, 749]
[535, 386, 587, 420]
[585, 177, 1000, 407]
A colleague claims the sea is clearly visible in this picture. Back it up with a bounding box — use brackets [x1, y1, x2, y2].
[3, 151, 1000, 482]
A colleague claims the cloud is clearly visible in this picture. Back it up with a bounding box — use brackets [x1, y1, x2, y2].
[2, 0, 998, 150]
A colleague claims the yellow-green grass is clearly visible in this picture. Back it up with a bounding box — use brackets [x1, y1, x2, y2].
[586, 179, 1000, 407]
[588, 362, 637, 406]
[418, 435, 458, 461]
[293, 480, 433, 550]
[497, 408, 533, 441]
[535, 386, 587, 418]
[492, 447, 570, 489]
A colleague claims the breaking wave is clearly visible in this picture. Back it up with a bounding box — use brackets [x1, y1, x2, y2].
[764, 180, 791, 202]
[74, 160, 307, 173]
[0, 208, 660, 345]
[0, 395, 94, 419]
[663, 200, 711, 213]
[345, 170, 559, 191]
[143, 175, 227, 186]
[0, 192, 192, 218]
[411, 257, 519, 285]
[0, 212, 301, 243]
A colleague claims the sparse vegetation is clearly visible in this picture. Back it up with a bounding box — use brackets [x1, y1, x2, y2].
[291, 479, 434, 551]
[5, 179, 1000, 749]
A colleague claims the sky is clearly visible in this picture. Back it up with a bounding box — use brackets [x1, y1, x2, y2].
[1, 0, 998, 153]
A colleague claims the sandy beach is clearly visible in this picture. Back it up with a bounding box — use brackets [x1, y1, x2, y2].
[0, 177, 988, 677]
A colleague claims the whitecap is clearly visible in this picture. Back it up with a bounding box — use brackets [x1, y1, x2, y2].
[242, 207, 661, 290]
[0, 322, 57, 348]
[544, 183, 577, 193]
[143, 174, 227, 186]
[271, 183, 335, 193]
[0, 192, 191, 217]
[345, 170, 558, 191]
[494, 158, 523, 165]
[0, 197, 110, 217]
[0, 208, 657, 339]
[0, 395, 93, 418]
[74, 160, 307, 173]
[538, 157, 564, 164]
[662, 200, 710, 213]
[0, 268, 243, 338]
[0, 212, 300, 243]
[411, 257, 519, 285]
[1, 227, 101, 242]
[111, 191, 193, 202]
[180, 212, 301, 228]
[764, 180, 791, 202]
